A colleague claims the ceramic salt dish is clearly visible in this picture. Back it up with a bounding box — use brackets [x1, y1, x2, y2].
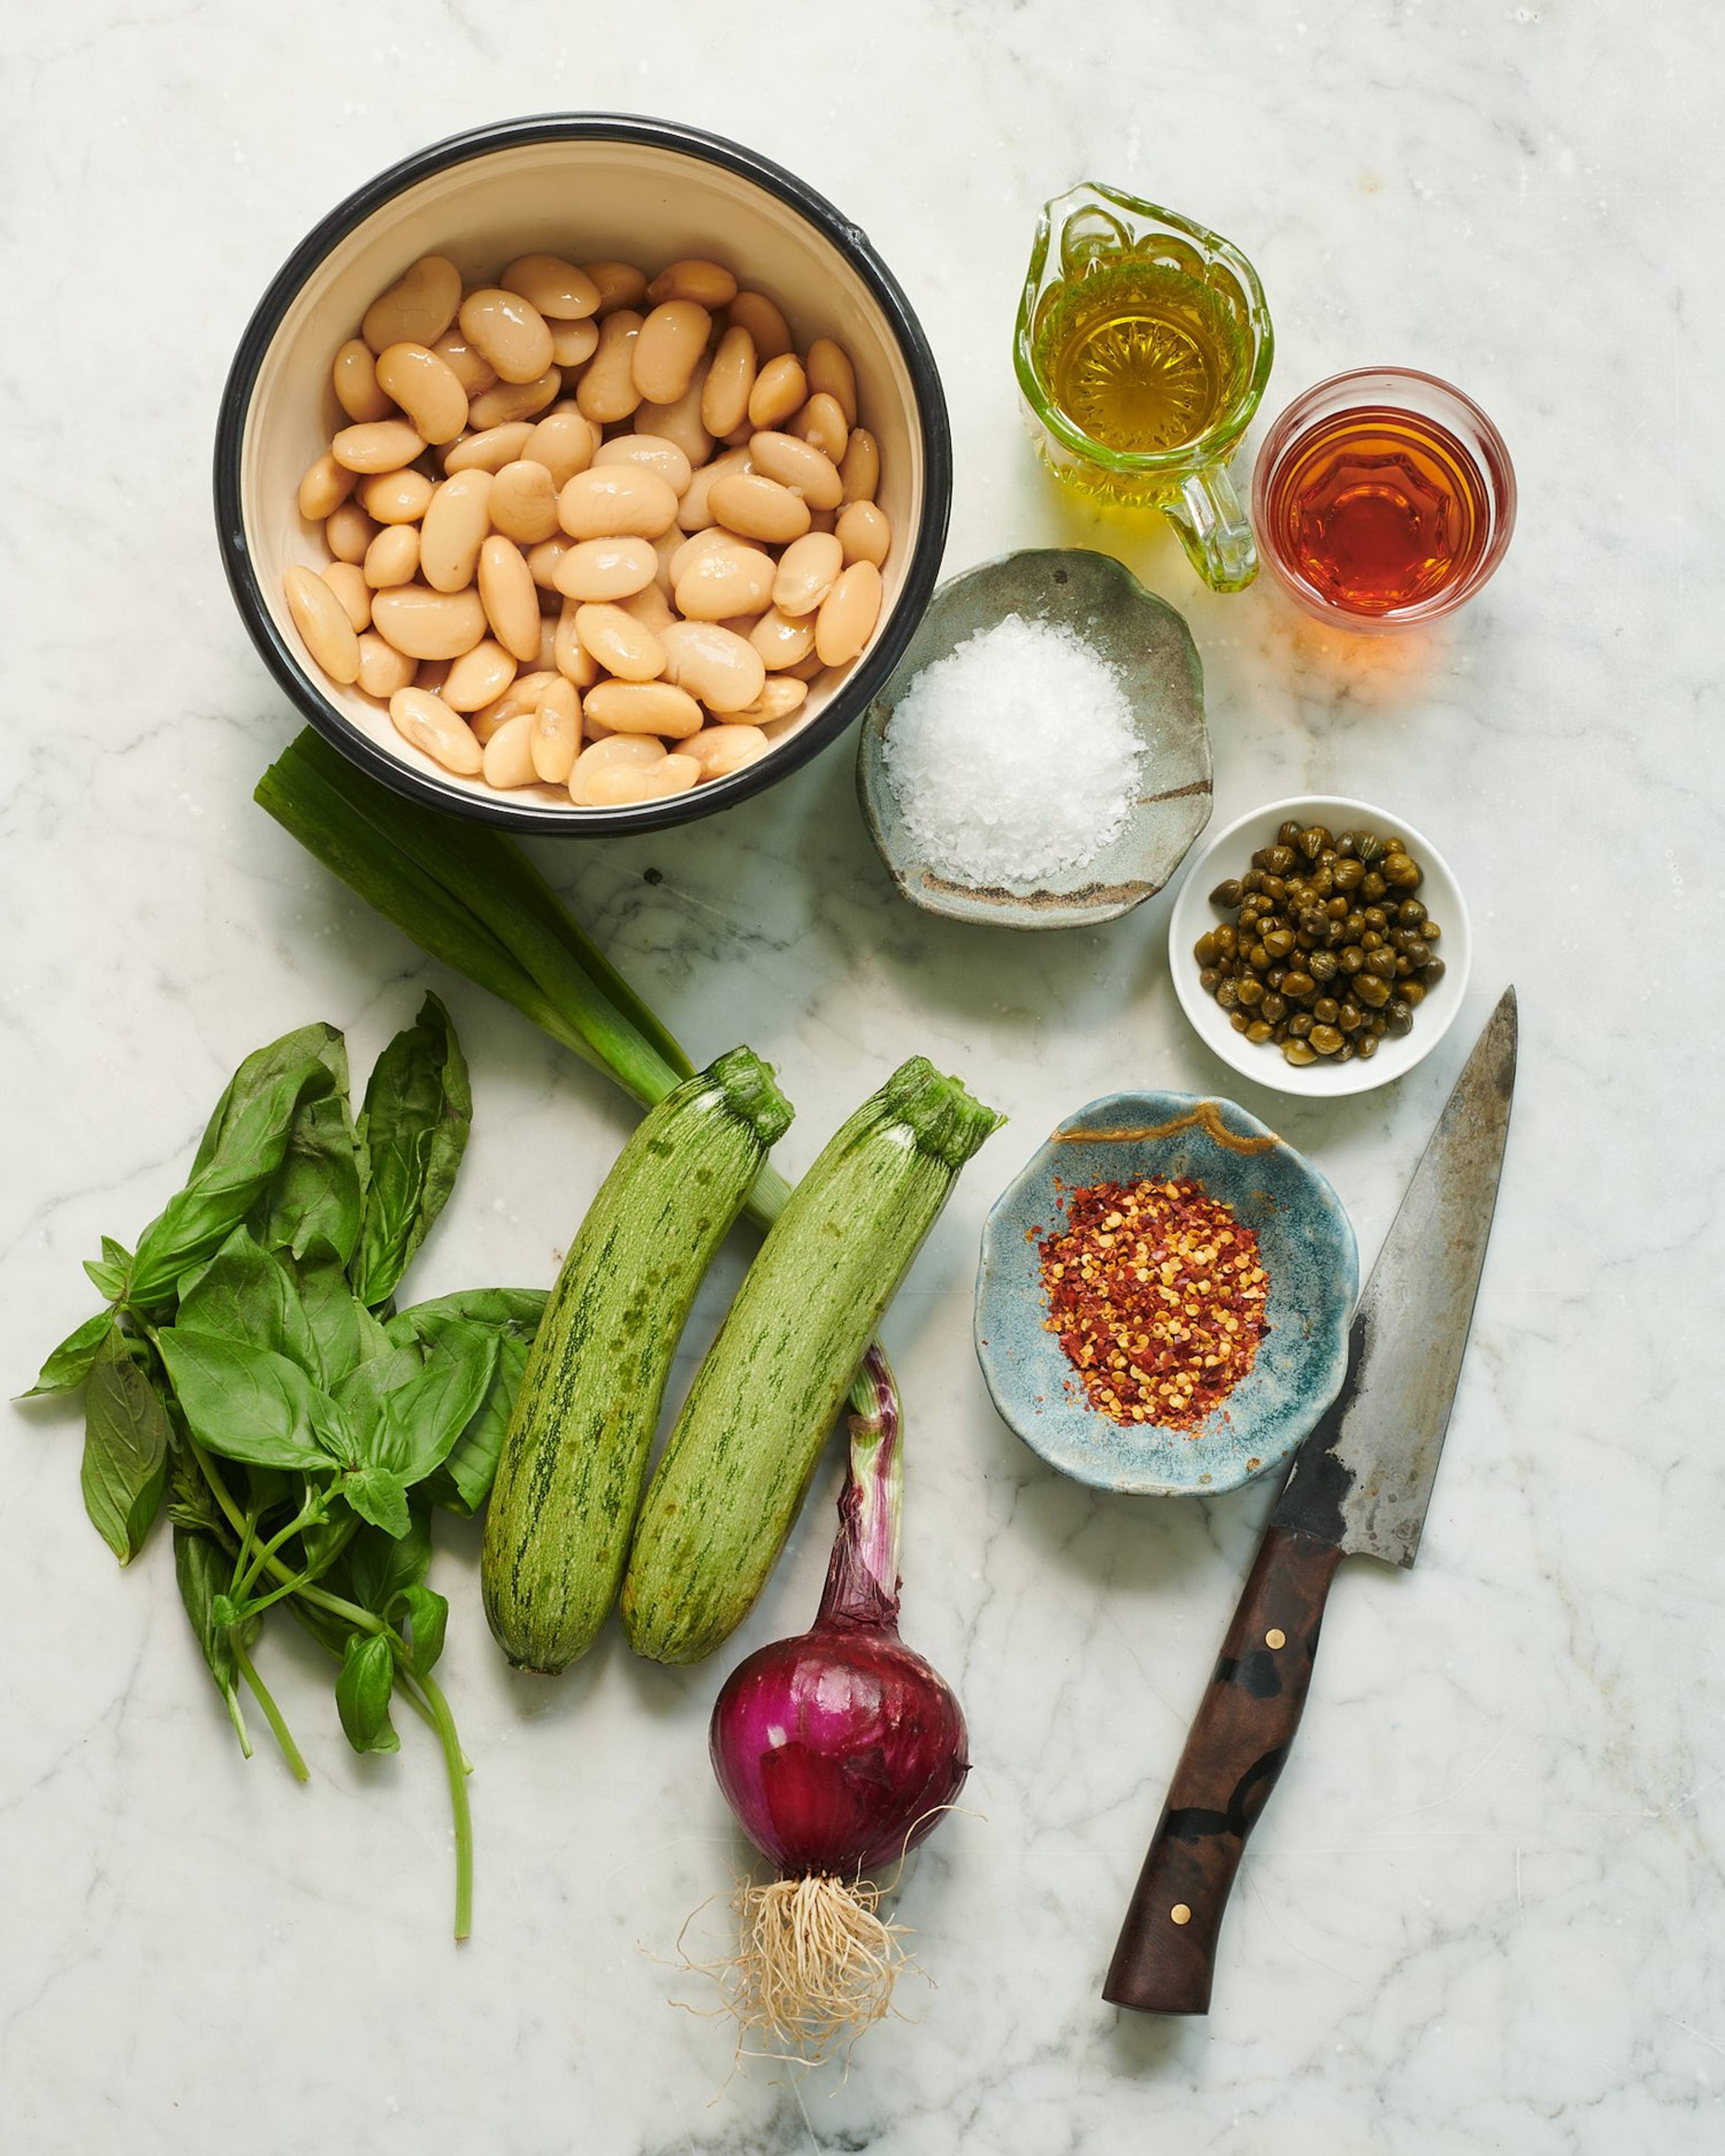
[856, 548, 1211, 928]
[974, 1089, 1357, 1498]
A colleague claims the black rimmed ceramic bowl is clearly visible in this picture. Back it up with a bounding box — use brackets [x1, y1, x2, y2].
[214, 114, 952, 835]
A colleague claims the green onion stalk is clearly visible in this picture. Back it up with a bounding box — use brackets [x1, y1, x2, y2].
[253, 729, 889, 1424]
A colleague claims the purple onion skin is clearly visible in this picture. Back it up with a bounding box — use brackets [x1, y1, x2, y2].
[710, 1621, 970, 1877]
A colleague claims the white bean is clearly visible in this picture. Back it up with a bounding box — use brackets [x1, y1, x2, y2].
[285, 564, 361, 684]
[772, 532, 844, 616]
[389, 684, 482, 773]
[478, 535, 542, 661]
[420, 470, 493, 592]
[574, 602, 666, 682]
[481, 709, 539, 789]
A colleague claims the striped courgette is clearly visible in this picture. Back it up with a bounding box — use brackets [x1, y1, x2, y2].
[481, 1046, 792, 1673]
[620, 1056, 1001, 1665]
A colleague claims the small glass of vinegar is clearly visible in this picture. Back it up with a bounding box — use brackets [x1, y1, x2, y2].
[1015, 183, 1275, 593]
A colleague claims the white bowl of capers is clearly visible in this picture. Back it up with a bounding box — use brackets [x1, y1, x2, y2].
[1168, 795, 1473, 1097]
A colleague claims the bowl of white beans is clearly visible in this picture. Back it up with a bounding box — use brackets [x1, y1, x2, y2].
[216, 115, 951, 831]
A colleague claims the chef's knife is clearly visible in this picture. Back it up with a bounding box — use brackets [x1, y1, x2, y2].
[1103, 987, 1517, 2016]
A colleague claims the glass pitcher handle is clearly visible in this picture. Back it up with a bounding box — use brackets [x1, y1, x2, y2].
[1163, 461, 1259, 594]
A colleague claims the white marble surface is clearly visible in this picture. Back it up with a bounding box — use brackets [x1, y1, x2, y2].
[4, 4, 1721, 2151]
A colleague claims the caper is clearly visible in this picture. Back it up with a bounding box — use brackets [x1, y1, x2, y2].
[1402, 978, 1426, 1007]
[1298, 908, 1328, 941]
[1247, 942, 1269, 969]
[1199, 968, 1221, 995]
[1336, 832, 1358, 858]
[1194, 932, 1219, 966]
[1283, 1039, 1318, 1066]
[1335, 1038, 1356, 1062]
[1398, 898, 1427, 927]
[1386, 1000, 1414, 1036]
[1355, 973, 1391, 1009]
[1332, 857, 1365, 892]
[1309, 1023, 1344, 1055]
[1393, 928, 1426, 957]
[1309, 864, 1334, 897]
[1261, 875, 1287, 903]
[1313, 996, 1340, 1025]
[1421, 954, 1446, 984]
[1340, 945, 1365, 973]
[1209, 878, 1244, 908]
[1338, 1001, 1362, 1031]
[1354, 831, 1386, 864]
[1265, 844, 1296, 875]
[1230, 1010, 1250, 1033]
[1286, 1012, 1314, 1038]
[1216, 977, 1240, 1011]
[1277, 820, 1304, 848]
[1261, 927, 1295, 960]
[1357, 1031, 1379, 1059]
[1342, 910, 1367, 941]
[1309, 950, 1339, 983]
[1261, 992, 1287, 1023]
[1394, 954, 1414, 976]
[1240, 867, 1265, 894]
[1282, 970, 1316, 1001]
[1361, 871, 1387, 901]
[1214, 924, 1238, 959]
[1266, 965, 1287, 988]
[1370, 1013, 1388, 1036]
[1299, 826, 1328, 860]
[1421, 920, 1442, 942]
[1365, 948, 1398, 980]
[1245, 1018, 1275, 1044]
[1237, 975, 1265, 1007]
[1382, 853, 1421, 891]
[1326, 895, 1349, 919]
[1363, 906, 1389, 931]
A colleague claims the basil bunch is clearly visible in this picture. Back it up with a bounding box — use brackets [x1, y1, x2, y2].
[30, 995, 542, 1937]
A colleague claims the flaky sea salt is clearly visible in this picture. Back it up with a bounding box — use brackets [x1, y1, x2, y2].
[882, 613, 1144, 887]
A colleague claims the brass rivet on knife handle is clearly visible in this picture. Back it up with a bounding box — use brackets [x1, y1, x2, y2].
[1265, 1628, 1286, 1649]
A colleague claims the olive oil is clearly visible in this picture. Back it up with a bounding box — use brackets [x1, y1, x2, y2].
[1034, 261, 1250, 458]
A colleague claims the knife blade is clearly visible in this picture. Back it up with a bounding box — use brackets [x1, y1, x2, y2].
[1102, 987, 1517, 2017]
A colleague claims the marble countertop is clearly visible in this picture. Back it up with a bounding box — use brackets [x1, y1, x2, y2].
[4, 4, 1720, 2151]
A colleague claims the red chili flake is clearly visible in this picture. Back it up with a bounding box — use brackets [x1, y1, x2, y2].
[1037, 1176, 1269, 1433]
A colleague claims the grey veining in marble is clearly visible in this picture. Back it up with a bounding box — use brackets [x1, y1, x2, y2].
[4, 4, 1723, 2152]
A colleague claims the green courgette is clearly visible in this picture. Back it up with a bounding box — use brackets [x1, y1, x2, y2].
[620, 1056, 1002, 1666]
[481, 1046, 792, 1673]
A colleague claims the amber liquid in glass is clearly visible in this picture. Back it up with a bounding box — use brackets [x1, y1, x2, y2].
[1034, 261, 1247, 458]
[1259, 406, 1492, 615]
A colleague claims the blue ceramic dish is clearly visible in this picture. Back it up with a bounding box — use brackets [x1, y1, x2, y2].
[974, 1091, 1358, 1497]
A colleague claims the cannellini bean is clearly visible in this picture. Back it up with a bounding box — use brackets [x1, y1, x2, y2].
[548, 316, 600, 368]
[582, 680, 702, 738]
[460, 287, 555, 384]
[445, 421, 534, 474]
[785, 648, 829, 682]
[792, 392, 849, 464]
[363, 522, 421, 588]
[678, 445, 753, 531]
[527, 535, 575, 590]
[531, 677, 581, 782]
[524, 408, 599, 486]
[469, 368, 562, 429]
[478, 534, 542, 661]
[648, 258, 738, 309]
[322, 561, 372, 632]
[674, 539, 776, 620]
[298, 450, 354, 521]
[553, 601, 601, 686]
[375, 341, 469, 445]
[442, 638, 518, 713]
[577, 311, 644, 423]
[431, 330, 497, 398]
[772, 531, 844, 616]
[570, 731, 665, 796]
[748, 354, 807, 431]
[668, 526, 737, 583]
[839, 427, 880, 504]
[356, 631, 416, 699]
[582, 261, 649, 315]
[363, 257, 461, 354]
[574, 602, 666, 682]
[326, 501, 380, 563]
[659, 621, 765, 714]
[806, 338, 858, 426]
[750, 605, 817, 670]
[815, 561, 882, 664]
[620, 581, 677, 635]
[488, 459, 560, 544]
[332, 419, 425, 474]
[632, 300, 710, 404]
[580, 751, 700, 805]
[633, 364, 714, 470]
[736, 676, 809, 722]
[553, 535, 658, 602]
[420, 469, 493, 592]
[357, 467, 435, 525]
[371, 584, 488, 661]
[836, 499, 890, 566]
[472, 670, 556, 742]
[557, 465, 680, 540]
[285, 564, 362, 684]
[749, 430, 844, 509]
[389, 685, 482, 774]
[701, 325, 757, 437]
[727, 290, 793, 361]
[482, 709, 539, 789]
[686, 722, 771, 778]
[709, 471, 811, 544]
[502, 254, 601, 320]
[593, 432, 693, 497]
[333, 338, 395, 423]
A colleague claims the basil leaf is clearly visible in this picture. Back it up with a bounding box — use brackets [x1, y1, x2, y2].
[396, 1585, 447, 1676]
[335, 1632, 399, 1754]
[80, 1333, 171, 1563]
[27, 1308, 119, 1397]
[386, 1286, 547, 1345]
[295, 1243, 391, 1387]
[341, 1465, 412, 1538]
[173, 1527, 250, 1750]
[156, 1328, 347, 1472]
[345, 1510, 432, 1613]
[420, 1329, 534, 1515]
[175, 1226, 322, 1376]
[83, 1256, 128, 1299]
[129, 1025, 348, 1303]
[363, 1326, 498, 1487]
[332, 1341, 424, 1431]
[252, 1085, 364, 1267]
[350, 994, 473, 1308]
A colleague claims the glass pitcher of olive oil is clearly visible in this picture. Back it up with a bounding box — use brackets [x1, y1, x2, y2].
[1014, 184, 1274, 592]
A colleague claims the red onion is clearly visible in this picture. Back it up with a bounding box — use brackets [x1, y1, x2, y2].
[702, 1344, 969, 2053]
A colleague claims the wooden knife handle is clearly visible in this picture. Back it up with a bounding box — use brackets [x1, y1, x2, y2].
[1102, 1523, 1344, 2015]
